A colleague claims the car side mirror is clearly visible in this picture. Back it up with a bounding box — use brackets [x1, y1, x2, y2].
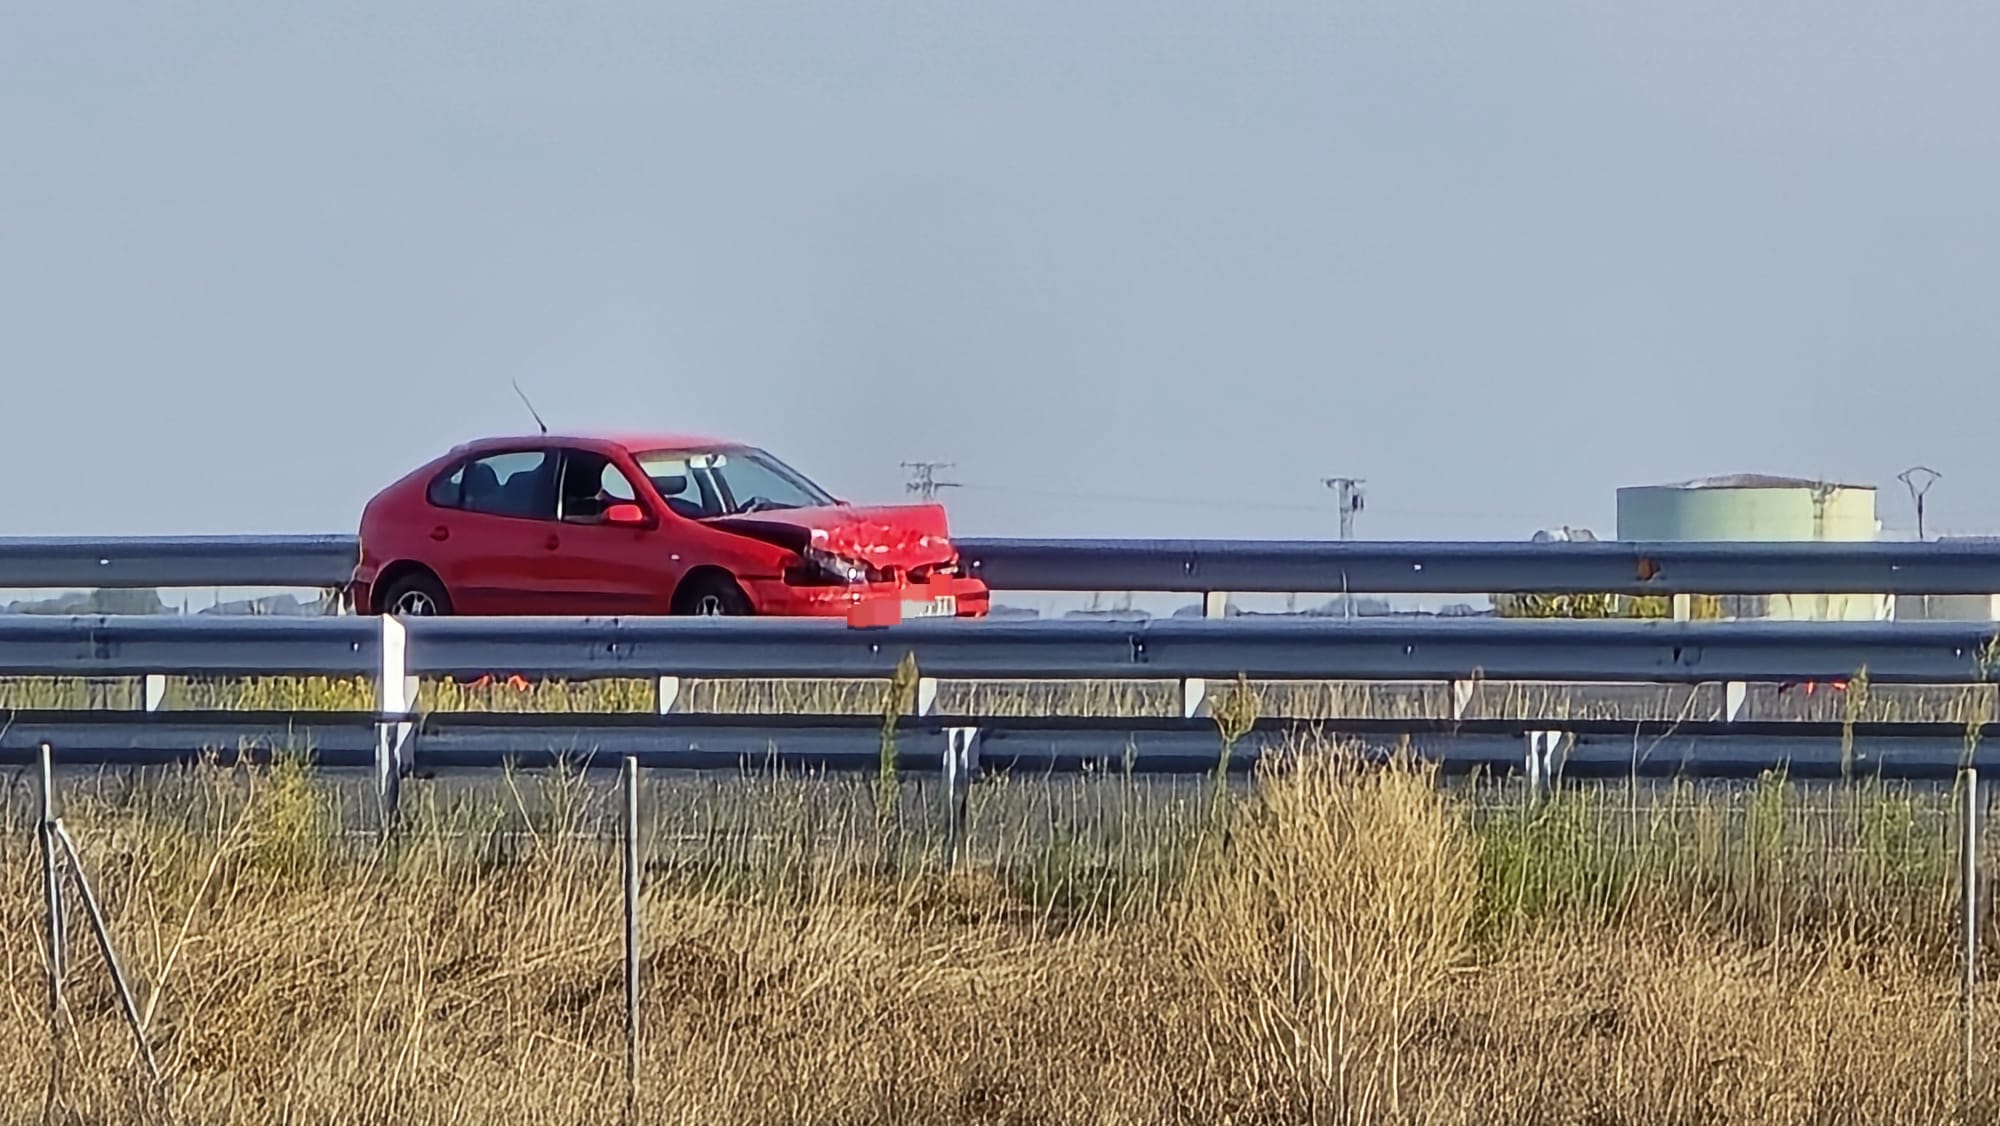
[605, 502, 648, 527]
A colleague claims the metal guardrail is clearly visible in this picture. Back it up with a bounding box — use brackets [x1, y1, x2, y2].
[406, 615, 2000, 683]
[0, 535, 359, 590]
[8, 711, 2000, 783]
[0, 615, 380, 677]
[2, 613, 1996, 683]
[5, 534, 2000, 596]
[5, 613, 1996, 826]
[960, 536, 2000, 596]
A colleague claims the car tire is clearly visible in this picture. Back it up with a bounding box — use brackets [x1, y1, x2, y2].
[379, 570, 453, 617]
[675, 573, 753, 616]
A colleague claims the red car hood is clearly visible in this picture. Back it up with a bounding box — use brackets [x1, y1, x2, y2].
[708, 503, 959, 568]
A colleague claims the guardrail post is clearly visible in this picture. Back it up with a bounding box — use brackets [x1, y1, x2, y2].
[1450, 679, 1475, 722]
[1182, 678, 1210, 720]
[917, 677, 939, 718]
[1725, 681, 1748, 723]
[943, 726, 979, 866]
[656, 676, 681, 715]
[1179, 593, 1229, 719]
[1177, 593, 1230, 721]
[1525, 730, 1570, 804]
[375, 615, 417, 827]
[142, 674, 166, 713]
[1524, 731, 1543, 801]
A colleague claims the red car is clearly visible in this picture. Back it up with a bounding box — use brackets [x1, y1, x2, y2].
[348, 431, 990, 619]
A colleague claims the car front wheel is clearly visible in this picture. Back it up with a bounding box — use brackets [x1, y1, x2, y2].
[379, 571, 453, 616]
[675, 574, 753, 616]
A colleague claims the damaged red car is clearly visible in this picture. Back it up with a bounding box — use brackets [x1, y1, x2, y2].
[348, 431, 990, 619]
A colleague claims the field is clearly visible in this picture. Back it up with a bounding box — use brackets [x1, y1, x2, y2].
[6, 675, 2000, 1123]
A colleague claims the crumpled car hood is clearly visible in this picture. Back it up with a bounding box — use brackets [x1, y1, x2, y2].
[707, 502, 958, 569]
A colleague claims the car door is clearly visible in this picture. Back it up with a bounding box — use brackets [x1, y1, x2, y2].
[540, 446, 672, 615]
[446, 447, 562, 613]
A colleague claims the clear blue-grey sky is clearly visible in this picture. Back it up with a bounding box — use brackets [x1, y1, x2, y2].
[5, 2, 1997, 542]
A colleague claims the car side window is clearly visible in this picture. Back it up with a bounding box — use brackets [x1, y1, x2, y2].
[601, 463, 637, 502]
[640, 455, 722, 519]
[460, 450, 556, 520]
[556, 448, 640, 522]
[426, 462, 465, 508]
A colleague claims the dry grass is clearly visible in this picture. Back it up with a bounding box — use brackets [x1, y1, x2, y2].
[1, 740, 1998, 1125]
[5, 673, 1994, 725]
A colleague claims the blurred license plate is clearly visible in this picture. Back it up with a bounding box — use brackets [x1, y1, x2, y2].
[902, 595, 957, 619]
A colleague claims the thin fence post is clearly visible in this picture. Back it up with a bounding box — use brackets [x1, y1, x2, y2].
[623, 754, 641, 1121]
[943, 732, 963, 865]
[1965, 764, 1980, 1103]
[38, 743, 66, 1043]
[35, 743, 168, 1111]
[52, 822, 162, 1086]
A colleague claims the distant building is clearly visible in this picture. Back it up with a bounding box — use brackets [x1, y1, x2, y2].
[1615, 473, 1886, 621]
[1531, 526, 1599, 543]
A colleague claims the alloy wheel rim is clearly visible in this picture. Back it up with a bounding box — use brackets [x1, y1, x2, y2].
[393, 590, 437, 616]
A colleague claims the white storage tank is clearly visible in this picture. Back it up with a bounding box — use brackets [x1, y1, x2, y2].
[1615, 474, 1885, 620]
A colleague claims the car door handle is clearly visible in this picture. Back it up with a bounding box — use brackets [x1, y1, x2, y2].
[430, 526, 449, 541]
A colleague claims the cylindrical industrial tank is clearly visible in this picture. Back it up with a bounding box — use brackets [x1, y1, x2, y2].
[1614, 474, 1883, 620]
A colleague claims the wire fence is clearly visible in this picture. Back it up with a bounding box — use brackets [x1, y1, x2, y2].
[11, 750, 1997, 1118]
[12, 756, 1991, 932]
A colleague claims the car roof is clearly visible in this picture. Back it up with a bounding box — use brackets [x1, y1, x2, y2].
[447, 430, 745, 455]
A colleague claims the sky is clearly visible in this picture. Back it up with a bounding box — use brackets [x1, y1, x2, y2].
[5, 1, 1999, 545]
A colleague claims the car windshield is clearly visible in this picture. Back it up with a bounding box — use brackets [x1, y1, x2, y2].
[631, 446, 837, 517]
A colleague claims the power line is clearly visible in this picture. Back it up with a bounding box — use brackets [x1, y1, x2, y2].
[952, 481, 1322, 514]
[946, 480, 1571, 524]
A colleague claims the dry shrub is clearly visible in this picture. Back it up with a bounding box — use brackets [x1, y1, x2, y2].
[1173, 743, 1479, 1122]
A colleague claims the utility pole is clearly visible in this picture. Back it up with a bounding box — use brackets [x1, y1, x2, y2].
[1898, 465, 1942, 541]
[1322, 477, 1365, 540]
[902, 461, 960, 503]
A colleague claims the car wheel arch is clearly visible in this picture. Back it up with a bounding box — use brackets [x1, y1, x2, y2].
[372, 561, 450, 613]
[670, 565, 751, 615]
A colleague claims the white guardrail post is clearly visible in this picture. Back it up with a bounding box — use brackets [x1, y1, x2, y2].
[944, 725, 978, 865]
[1673, 594, 1750, 724]
[375, 615, 418, 826]
[1524, 730, 1573, 803]
[1181, 590, 1229, 720]
[915, 667, 982, 861]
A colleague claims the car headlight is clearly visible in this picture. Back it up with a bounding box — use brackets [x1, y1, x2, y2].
[801, 545, 869, 584]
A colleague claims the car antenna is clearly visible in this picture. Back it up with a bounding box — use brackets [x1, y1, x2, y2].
[511, 379, 549, 435]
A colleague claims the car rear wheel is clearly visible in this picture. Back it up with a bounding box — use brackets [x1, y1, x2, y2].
[675, 573, 753, 616]
[380, 570, 452, 616]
